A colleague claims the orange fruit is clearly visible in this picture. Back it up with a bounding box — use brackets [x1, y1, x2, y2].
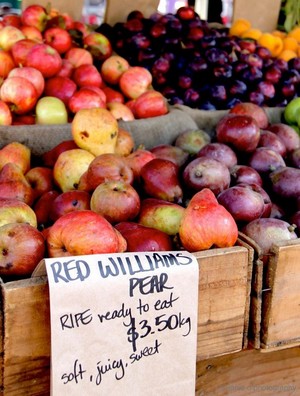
[241, 28, 262, 41]
[272, 30, 287, 39]
[287, 26, 300, 43]
[229, 19, 251, 37]
[282, 36, 299, 52]
[258, 33, 283, 57]
[278, 49, 298, 62]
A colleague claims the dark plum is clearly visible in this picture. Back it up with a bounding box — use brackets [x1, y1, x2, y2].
[212, 64, 233, 80]
[205, 48, 229, 65]
[264, 65, 282, 84]
[248, 91, 265, 106]
[229, 80, 248, 97]
[183, 88, 201, 108]
[256, 81, 276, 100]
[240, 52, 263, 69]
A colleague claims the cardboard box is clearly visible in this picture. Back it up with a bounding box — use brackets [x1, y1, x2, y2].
[232, 0, 282, 32]
[0, 108, 253, 393]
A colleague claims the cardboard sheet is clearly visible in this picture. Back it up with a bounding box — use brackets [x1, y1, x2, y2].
[45, 251, 199, 395]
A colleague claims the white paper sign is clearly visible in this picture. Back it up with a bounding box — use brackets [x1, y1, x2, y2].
[45, 251, 199, 395]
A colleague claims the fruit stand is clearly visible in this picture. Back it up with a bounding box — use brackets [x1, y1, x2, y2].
[1, 1, 300, 395]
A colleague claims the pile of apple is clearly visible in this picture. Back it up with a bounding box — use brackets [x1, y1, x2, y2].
[0, 4, 168, 125]
[1, 101, 300, 280]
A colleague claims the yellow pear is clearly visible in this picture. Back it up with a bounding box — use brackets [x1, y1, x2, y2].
[71, 107, 119, 156]
[53, 148, 95, 192]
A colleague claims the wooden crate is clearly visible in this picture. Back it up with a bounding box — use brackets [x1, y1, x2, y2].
[0, 243, 251, 395]
[239, 233, 300, 351]
[196, 346, 300, 395]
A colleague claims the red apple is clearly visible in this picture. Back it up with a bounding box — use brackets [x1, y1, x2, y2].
[20, 25, 43, 42]
[0, 26, 25, 51]
[0, 100, 12, 125]
[216, 113, 261, 153]
[44, 76, 77, 106]
[72, 20, 91, 38]
[68, 87, 106, 113]
[86, 153, 134, 191]
[182, 156, 231, 196]
[56, 59, 74, 78]
[229, 102, 269, 129]
[140, 158, 183, 203]
[2, 14, 21, 28]
[21, 4, 48, 32]
[8, 66, 45, 98]
[138, 197, 185, 235]
[49, 190, 91, 222]
[42, 140, 79, 167]
[106, 102, 135, 121]
[72, 64, 103, 88]
[11, 38, 37, 65]
[101, 55, 130, 85]
[25, 166, 54, 201]
[12, 114, 36, 125]
[196, 142, 238, 169]
[133, 90, 169, 118]
[25, 43, 62, 78]
[43, 26, 72, 54]
[102, 86, 125, 103]
[90, 180, 140, 224]
[0, 222, 46, 277]
[115, 221, 173, 252]
[179, 188, 238, 251]
[82, 86, 106, 103]
[46, 210, 127, 257]
[64, 47, 93, 68]
[0, 76, 38, 114]
[119, 66, 153, 99]
[0, 49, 15, 78]
[83, 31, 112, 62]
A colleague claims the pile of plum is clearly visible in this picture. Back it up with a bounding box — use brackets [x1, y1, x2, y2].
[97, 7, 300, 110]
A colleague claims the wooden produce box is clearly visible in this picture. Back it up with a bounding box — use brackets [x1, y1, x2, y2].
[196, 345, 300, 395]
[239, 233, 300, 352]
[1, 242, 252, 395]
[0, 107, 254, 394]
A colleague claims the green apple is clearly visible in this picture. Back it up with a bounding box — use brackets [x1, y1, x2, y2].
[283, 97, 300, 125]
[35, 96, 68, 124]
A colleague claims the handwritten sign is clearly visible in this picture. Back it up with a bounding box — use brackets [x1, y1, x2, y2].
[45, 251, 199, 395]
